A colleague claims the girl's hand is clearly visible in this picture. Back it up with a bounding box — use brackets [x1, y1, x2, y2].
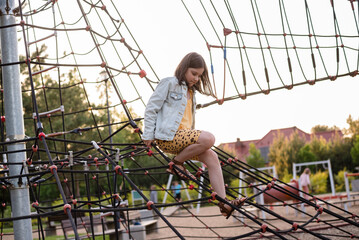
[143, 139, 154, 148]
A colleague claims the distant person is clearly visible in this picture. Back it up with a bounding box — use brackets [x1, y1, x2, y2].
[299, 168, 311, 199]
[172, 181, 182, 202]
[142, 52, 243, 218]
[150, 185, 158, 203]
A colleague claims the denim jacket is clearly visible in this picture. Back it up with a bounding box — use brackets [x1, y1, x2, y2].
[142, 76, 196, 141]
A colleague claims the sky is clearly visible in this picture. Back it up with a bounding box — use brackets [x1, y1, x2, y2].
[117, 0, 359, 144]
[14, 0, 359, 145]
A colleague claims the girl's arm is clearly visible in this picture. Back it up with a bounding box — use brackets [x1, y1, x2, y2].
[142, 78, 171, 141]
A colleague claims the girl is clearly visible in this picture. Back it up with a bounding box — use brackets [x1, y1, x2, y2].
[142, 52, 241, 218]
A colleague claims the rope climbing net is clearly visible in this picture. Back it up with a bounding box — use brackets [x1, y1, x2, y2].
[182, 0, 359, 108]
[0, 0, 358, 239]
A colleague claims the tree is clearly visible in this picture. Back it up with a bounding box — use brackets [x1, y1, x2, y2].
[350, 135, 359, 167]
[328, 134, 353, 174]
[246, 143, 265, 168]
[345, 115, 359, 138]
[297, 144, 318, 163]
[309, 135, 330, 161]
[287, 131, 306, 167]
[311, 125, 339, 133]
[268, 131, 289, 179]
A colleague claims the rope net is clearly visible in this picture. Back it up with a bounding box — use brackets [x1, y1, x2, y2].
[0, 0, 358, 239]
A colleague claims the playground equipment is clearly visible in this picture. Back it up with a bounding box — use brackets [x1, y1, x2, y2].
[1, 0, 359, 239]
[344, 172, 359, 210]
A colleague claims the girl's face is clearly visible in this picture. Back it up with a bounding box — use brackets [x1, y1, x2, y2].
[185, 67, 204, 88]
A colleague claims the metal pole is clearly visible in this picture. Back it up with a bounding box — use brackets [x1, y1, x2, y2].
[0, 1, 33, 239]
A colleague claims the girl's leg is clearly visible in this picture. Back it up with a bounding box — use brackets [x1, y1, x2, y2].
[174, 131, 215, 162]
[197, 149, 226, 198]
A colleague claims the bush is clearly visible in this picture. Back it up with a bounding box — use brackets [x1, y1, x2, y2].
[335, 168, 355, 192]
[311, 171, 328, 194]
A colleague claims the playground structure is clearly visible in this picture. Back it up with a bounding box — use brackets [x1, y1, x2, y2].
[0, 0, 359, 239]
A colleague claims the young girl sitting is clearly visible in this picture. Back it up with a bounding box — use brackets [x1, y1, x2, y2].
[142, 52, 242, 218]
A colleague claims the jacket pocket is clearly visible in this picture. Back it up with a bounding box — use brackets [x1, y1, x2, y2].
[169, 91, 182, 101]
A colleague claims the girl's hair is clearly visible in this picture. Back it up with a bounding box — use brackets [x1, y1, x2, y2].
[175, 52, 216, 98]
[304, 168, 311, 174]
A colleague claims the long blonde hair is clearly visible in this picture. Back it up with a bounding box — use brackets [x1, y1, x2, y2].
[175, 52, 216, 98]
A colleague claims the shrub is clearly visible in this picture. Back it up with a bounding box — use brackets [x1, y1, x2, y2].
[311, 171, 328, 194]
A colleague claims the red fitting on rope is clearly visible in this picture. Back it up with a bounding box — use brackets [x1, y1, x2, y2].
[353, 214, 357, 219]
[122, 99, 127, 104]
[86, 25, 91, 31]
[113, 193, 120, 200]
[38, 132, 46, 141]
[317, 206, 323, 214]
[248, 183, 253, 188]
[49, 165, 57, 174]
[144, 170, 149, 175]
[309, 34, 313, 37]
[134, 128, 140, 133]
[132, 145, 137, 150]
[239, 94, 246, 100]
[120, 38, 125, 43]
[283, 202, 287, 206]
[0, 116, 5, 122]
[262, 89, 270, 95]
[26, 158, 32, 165]
[92, 175, 96, 180]
[283, 33, 287, 37]
[341, 44, 344, 48]
[115, 165, 122, 175]
[101, 62, 106, 68]
[271, 180, 275, 186]
[146, 201, 154, 210]
[64, 178, 68, 183]
[307, 80, 315, 85]
[316, 218, 320, 223]
[1, 203, 5, 207]
[261, 224, 267, 233]
[105, 158, 109, 165]
[350, 70, 359, 77]
[94, 157, 98, 164]
[223, 28, 232, 36]
[227, 158, 232, 164]
[285, 85, 293, 90]
[189, 184, 194, 190]
[139, 69, 147, 78]
[101, 5, 106, 10]
[267, 182, 272, 190]
[63, 204, 71, 214]
[293, 46, 296, 49]
[329, 75, 337, 81]
[32, 201, 39, 208]
[316, 45, 319, 49]
[211, 192, 217, 200]
[272, 177, 277, 181]
[131, 152, 135, 157]
[217, 98, 224, 105]
[102, 191, 106, 195]
[72, 199, 77, 205]
[168, 162, 174, 170]
[267, 46, 271, 49]
[292, 222, 298, 231]
[147, 150, 153, 156]
[206, 42, 211, 51]
[20, 20, 25, 26]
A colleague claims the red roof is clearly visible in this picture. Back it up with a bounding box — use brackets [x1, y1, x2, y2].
[219, 127, 343, 161]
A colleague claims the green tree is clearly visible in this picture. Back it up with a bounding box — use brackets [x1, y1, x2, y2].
[309, 135, 330, 161]
[350, 135, 359, 167]
[328, 134, 353, 174]
[268, 132, 289, 179]
[345, 115, 359, 138]
[297, 144, 318, 163]
[311, 125, 339, 133]
[287, 132, 306, 167]
[246, 143, 265, 168]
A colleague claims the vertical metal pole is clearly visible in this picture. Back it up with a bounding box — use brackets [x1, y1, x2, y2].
[327, 160, 336, 196]
[0, 1, 33, 239]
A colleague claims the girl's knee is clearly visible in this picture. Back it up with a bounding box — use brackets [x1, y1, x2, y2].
[199, 131, 215, 148]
